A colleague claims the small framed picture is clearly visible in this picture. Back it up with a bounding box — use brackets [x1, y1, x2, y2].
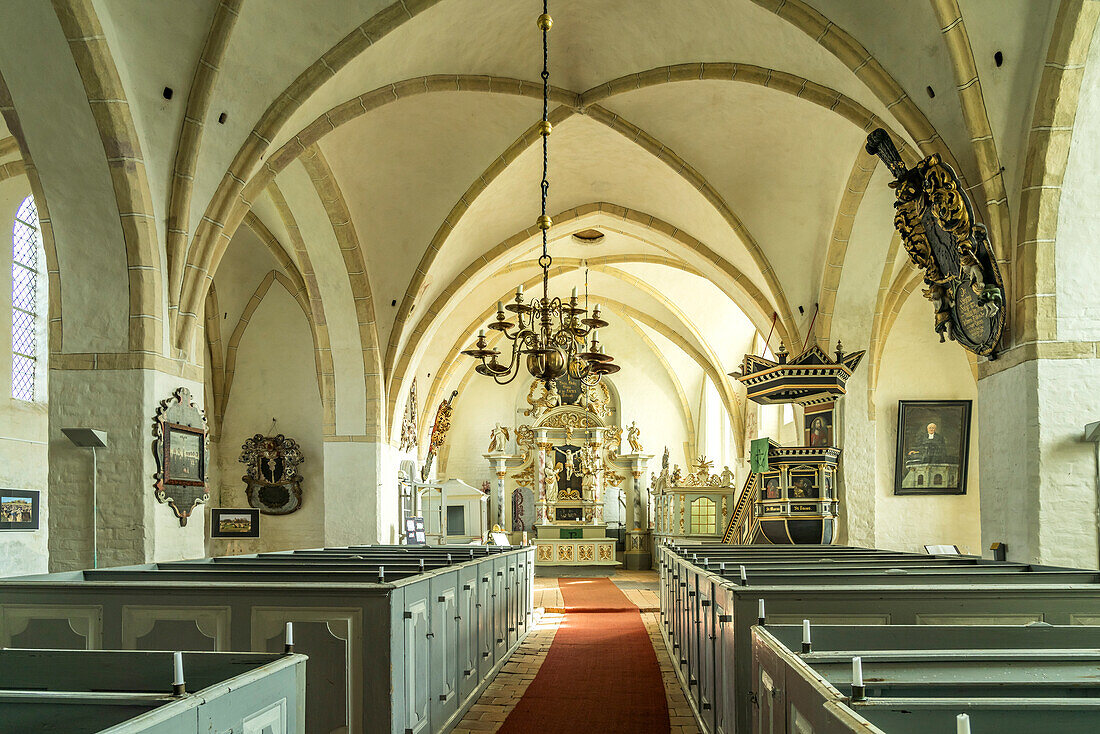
[0, 489, 39, 531]
[211, 508, 260, 538]
[164, 422, 206, 486]
[895, 400, 972, 495]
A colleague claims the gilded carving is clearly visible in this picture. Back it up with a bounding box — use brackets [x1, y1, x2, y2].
[866, 128, 1005, 356]
[399, 379, 418, 453]
[421, 390, 457, 481]
[524, 381, 561, 418]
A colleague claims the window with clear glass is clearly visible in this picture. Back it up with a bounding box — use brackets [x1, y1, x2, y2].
[11, 195, 40, 401]
[690, 497, 716, 535]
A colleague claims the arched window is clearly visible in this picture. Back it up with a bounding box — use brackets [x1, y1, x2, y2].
[690, 497, 716, 535]
[11, 196, 41, 401]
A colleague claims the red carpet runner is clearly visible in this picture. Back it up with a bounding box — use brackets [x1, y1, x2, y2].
[498, 578, 671, 733]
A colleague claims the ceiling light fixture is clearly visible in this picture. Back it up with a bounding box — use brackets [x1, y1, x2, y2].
[462, 0, 618, 386]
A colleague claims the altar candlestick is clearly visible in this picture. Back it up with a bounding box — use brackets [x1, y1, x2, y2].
[851, 656, 865, 701]
[956, 714, 971, 734]
[757, 598, 765, 625]
[285, 622, 294, 653]
[802, 619, 812, 653]
[740, 565, 748, 586]
[172, 651, 186, 696]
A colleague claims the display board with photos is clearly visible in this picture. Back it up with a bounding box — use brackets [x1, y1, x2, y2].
[0, 489, 39, 531]
[895, 399, 972, 495]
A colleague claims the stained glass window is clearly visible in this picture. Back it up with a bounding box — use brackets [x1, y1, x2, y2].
[11, 195, 40, 401]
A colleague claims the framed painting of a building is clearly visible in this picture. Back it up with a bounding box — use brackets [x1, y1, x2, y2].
[894, 400, 972, 495]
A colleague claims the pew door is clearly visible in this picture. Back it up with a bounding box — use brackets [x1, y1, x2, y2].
[493, 559, 507, 658]
[403, 585, 432, 734]
[430, 573, 459, 727]
[458, 570, 479, 704]
[478, 571, 495, 677]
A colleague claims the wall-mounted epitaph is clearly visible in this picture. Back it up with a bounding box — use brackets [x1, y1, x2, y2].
[239, 434, 305, 514]
[865, 129, 1005, 356]
[152, 388, 209, 526]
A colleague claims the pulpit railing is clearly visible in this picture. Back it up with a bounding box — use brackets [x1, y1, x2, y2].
[721, 472, 759, 544]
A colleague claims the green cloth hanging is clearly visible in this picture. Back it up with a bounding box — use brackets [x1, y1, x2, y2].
[750, 437, 770, 474]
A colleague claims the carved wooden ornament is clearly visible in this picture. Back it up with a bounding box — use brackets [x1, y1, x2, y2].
[240, 433, 305, 514]
[866, 128, 1006, 357]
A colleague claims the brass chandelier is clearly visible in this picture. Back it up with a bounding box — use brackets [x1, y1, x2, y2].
[462, 0, 619, 386]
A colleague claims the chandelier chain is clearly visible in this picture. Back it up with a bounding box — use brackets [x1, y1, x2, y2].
[460, 0, 618, 385]
[541, 0, 551, 298]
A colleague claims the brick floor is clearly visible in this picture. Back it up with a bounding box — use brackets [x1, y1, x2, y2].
[454, 574, 700, 734]
[452, 609, 562, 733]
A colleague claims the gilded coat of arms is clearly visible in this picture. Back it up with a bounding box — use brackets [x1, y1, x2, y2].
[240, 433, 305, 514]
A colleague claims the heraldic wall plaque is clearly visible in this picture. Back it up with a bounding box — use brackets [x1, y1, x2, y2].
[865, 128, 1005, 357]
[240, 433, 305, 514]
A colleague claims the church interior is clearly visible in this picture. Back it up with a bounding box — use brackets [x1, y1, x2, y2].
[2, 1, 1100, 732]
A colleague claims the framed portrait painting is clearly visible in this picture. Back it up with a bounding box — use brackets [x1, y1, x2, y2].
[0, 489, 39, 531]
[894, 400, 972, 495]
[210, 508, 260, 538]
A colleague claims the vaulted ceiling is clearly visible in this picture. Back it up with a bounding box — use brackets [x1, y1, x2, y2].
[0, 0, 1067, 443]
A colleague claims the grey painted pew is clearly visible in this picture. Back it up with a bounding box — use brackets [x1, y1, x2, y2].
[0, 544, 535, 734]
[659, 544, 1100, 734]
[753, 624, 1100, 733]
[0, 649, 305, 733]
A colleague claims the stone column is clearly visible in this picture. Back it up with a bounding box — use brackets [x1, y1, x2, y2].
[978, 356, 1100, 568]
[484, 453, 512, 532]
[620, 454, 652, 570]
[48, 360, 207, 571]
[495, 470, 506, 530]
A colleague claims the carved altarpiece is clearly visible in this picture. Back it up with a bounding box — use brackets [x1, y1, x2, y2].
[487, 378, 650, 566]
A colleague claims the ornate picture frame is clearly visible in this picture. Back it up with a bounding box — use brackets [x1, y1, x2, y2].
[153, 387, 209, 526]
[894, 400, 972, 495]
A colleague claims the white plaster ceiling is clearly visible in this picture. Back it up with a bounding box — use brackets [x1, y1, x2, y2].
[0, 0, 1063, 437]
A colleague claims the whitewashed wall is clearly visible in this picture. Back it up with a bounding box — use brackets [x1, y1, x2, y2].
[873, 291, 981, 554]
[0, 178, 48, 576]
